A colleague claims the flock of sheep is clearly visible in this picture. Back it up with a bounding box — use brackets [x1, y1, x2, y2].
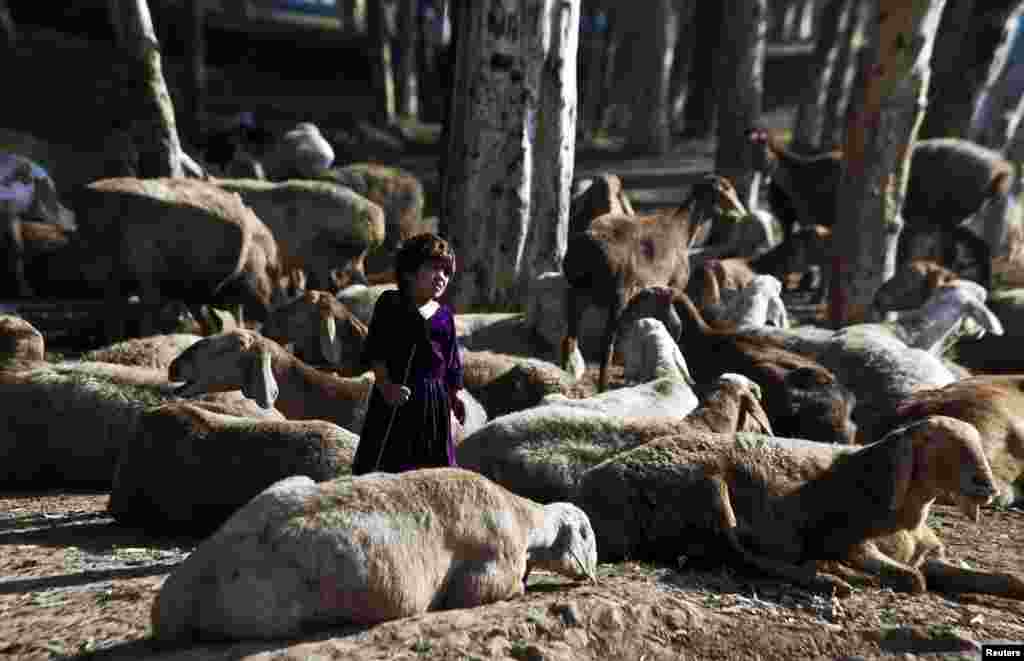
[1, 124, 1024, 646]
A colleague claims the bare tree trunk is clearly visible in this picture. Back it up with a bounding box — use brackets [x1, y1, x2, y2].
[792, 0, 855, 151]
[441, 0, 579, 310]
[668, 1, 698, 133]
[715, 0, 767, 206]
[182, 0, 206, 146]
[822, 0, 869, 149]
[919, 0, 1021, 140]
[0, 0, 16, 51]
[969, 3, 1024, 149]
[115, 0, 185, 178]
[368, 0, 397, 125]
[683, 1, 722, 138]
[830, 0, 947, 326]
[595, 12, 620, 133]
[623, 0, 677, 154]
[396, 0, 419, 119]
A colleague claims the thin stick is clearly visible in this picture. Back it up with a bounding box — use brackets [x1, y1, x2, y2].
[374, 343, 417, 471]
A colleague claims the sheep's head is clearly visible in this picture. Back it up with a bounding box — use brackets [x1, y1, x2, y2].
[774, 366, 858, 445]
[885, 415, 999, 523]
[874, 260, 960, 313]
[620, 317, 695, 386]
[531, 502, 599, 584]
[938, 281, 1004, 342]
[168, 329, 279, 409]
[262, 290, 368, 369]
[618, 286, 684, 343]
[717, 373, 773, 434]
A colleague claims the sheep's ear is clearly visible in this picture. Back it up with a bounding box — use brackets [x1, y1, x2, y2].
[966, 299, 1004, 337]
[889, 429, 917, 512]
[242, 347, 279, 409]
[767, 295, 790, 328]
[320, 311, 342, 365]
[740, 392, 774, 435]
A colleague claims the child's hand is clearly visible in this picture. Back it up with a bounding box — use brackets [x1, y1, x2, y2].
[379, 382, 411, 406]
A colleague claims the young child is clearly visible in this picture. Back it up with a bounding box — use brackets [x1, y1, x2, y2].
[352, 233, 465, 475]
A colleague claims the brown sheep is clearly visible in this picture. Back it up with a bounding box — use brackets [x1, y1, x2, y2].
[617, 286, 858, 445]
[569, 172, 635, 236]
[0, 314, 44, 362]
[261, 289, 368, 375]
[560, 174, 727, 391]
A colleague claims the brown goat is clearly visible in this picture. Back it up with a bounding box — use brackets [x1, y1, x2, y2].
[875, 375, 1024, 506]
[560, 176, 726, 391]
[748, 130, 1014, 289]
[617, 286, 858, 444]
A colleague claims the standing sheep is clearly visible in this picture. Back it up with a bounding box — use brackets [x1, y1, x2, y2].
[577, 416, 1024, 600]
[151, 468, 598, 642]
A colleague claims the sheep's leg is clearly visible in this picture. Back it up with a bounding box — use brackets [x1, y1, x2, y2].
[921, 558, 1024, 599]
[441, 555, 527, 610]
[841, 541, 926, 594]
[561, 286, 583, 373]
[707, 475, 852, 596]
[597, 302, 621, 393]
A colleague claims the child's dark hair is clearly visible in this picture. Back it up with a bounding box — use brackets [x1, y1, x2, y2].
[395, 233, 456, 291]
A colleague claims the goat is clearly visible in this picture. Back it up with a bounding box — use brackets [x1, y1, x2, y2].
[560, 174, 726, 391]
[569, 172, 635, 236]
[617, 286, 858, 444]
[577, 416, 1024, 601]
[169, 329, 373, 435]
[748, 130, 1014, 289]
[152, 468, 597, 641]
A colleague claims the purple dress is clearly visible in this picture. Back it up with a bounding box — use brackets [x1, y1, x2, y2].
[352, 289, 463, 475]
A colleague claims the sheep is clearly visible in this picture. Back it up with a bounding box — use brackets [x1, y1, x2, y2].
[1, 218, 72, 298]
[873, 259, 962, 313]
[569, 172, 635, 235]
[0, 359, 279, 487]
[560, 174, 725, 391]
[335, 283, 397, 326]
[212, 178, 386, 292]
[0, 314, 43, 362]
[81, 333, 204, 370]
[261, 122, 335, 180]
[618, 317, 695, 385]
[151, 468, 598, 642]
[617, 286, 859, 444]
[747, 130, 1014, 288]
[525, 270, 611, 361]
[696, 271, 790, 329]
[461, 349, 580, 419]
[260, 289, 368, 374]
[455, 312, 541, 357]
[169, 329, 373, 435]
[457, 370, 772, 504]
[109, 401, 358, 535]
[576, 416, 1024, 601]
[872, 375, 1024, 506]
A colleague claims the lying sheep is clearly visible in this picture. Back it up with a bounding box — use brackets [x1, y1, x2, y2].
[0, 314, 43, 362]
[81, 334, 204, 370]
[875, 375, 1024, 506]
[697, 271, 790, 329]
[873, 259, 961, 313]
[110, 402, 358, 535]
[462, 349, 580, 419]
[336, 283, 397, 326]
[685, 373, 774, 435]
[261, 289, 368, 373]
[617, 286, 858, 444]
[169, 329, 373, 435]
[577, 416, 1024, 600]
[262, 122, 335, 180]
[152, 468, 598, 642]
[618, 317, 695, 385]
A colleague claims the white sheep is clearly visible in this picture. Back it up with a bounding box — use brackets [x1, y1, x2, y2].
[109, 401, 358, 534]
[617, 317, 694, 385]
[701, 273, 790, 329]
[169, 329, 373, 435]
[262, 122, 335, 180]
[152, 468, 598, 642]
[577, 416, 1024, 600]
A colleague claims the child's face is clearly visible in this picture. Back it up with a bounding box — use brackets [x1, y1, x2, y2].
[409, 258, 451, 302]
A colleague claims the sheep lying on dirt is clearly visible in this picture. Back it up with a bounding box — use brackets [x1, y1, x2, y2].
[462, 349, 579, 419]
[170, 329, 373, 434]
[260, 289, 368, 373]
[0, 314, 43, 361]
[152, 468, 598, 642]
[875, 375, 1024, 506]
[81, 333, 203, 370]
[618, 317, 695, 386]
[577, 416, 1024, 600]
[110, 402, 358, 535]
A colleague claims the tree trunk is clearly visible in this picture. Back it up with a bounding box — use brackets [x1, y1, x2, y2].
[668, 1, 698, 133]
[115, 0, 185, 178]
[969, 4, 1024, 149]
[441, 0, 580, 310]
[396, 0, 419, 119]
[830, 0, 947, 326]
[715, 0, 767, 206]
[822, 0, 869, 149]
[992, 98, 1024, 266]
[182, 0, 206, 146]
[792, 0, 855, 151]
[624, 0, 677, 154]
[683, 1, 722, 138]
[368, 0, 397, 125]
[919, 0, 1021, 140]
[0, 0, 16, 51]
